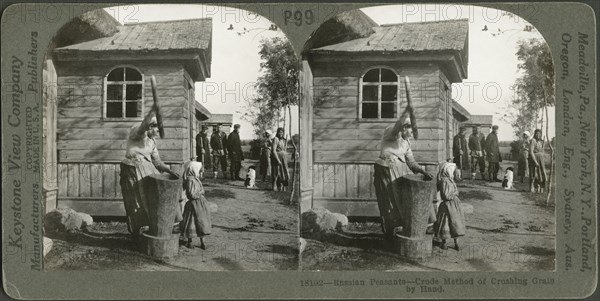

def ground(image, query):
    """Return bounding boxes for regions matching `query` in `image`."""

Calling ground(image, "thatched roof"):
[52,9,120,48]
[303,9,377,53]
[55,18,211,52]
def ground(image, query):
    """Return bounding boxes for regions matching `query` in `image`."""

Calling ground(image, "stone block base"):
[140,232,179,259]
[393,234,433,261]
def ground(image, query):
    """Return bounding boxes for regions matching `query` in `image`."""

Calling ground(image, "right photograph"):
[299,4,555,271]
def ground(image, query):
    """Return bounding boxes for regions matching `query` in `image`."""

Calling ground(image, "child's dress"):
[433,176,466,240]
[180,177,212,239]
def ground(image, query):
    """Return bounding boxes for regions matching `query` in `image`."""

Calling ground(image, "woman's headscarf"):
[183,161,203,181]
[265,130,273,138]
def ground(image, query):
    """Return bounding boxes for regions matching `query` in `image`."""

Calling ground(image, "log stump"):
[140,173,181,258]
[392,173,436,261]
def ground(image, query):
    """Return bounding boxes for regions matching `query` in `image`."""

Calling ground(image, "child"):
[245,166,256,188]
[180,162,212,249]
[502,167,514,189]
[433,162,466,250]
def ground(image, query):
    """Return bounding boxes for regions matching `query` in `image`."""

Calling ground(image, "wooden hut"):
[45,15,213,216]
[300,11,470,216]
[461,114,493,137]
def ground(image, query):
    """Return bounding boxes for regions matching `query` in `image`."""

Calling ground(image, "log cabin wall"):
[439,71,453,161]
[43,56,59,213]
[310,59,446,216]
[55,60,189,215]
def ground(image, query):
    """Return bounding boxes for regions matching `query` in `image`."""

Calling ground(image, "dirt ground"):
[301,161,556,271]
[45,160,300,271]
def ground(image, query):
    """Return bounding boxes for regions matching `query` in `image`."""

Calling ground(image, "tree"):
[242,36,299,203]
[511,37,555,205]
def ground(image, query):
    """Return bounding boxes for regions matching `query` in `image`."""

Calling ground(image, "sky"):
[104,4,297,140]
[104,4,555,141]
[361,4,555,140]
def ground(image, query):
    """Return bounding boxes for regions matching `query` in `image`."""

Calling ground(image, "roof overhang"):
[451,100,470,122]
[54,49,211,81]
[194,101,211,121]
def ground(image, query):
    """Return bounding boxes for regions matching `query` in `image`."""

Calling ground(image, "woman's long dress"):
[259,138,272,179]
[120,126,167,236]
[179,178,212,239]
[271,137,289,190]
[433,178,466,239]
[517,139,529,179]
[528,139,547,188]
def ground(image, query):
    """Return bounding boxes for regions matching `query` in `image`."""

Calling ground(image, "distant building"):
[461,115,494,137]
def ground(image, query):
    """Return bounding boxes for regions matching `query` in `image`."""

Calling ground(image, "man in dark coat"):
[210,125,228,178]
[468,126,484,179]
[452,127,469,179]
[195,125,211,175]
[485,125,502,182]
[227,124,244,181]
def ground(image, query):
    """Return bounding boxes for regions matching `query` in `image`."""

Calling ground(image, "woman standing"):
[373,118,434,238]
[180,161,212,249]
[271,127,289,191]
[528,129,547,193]
[517,131,531,183]
[120,106,178,238]
[433,162,466,250]
[259,130,273,182]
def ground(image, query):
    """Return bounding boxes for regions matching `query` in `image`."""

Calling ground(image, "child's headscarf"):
[183,161,203,181]
[437,162,458,195]
[437,162,457,182]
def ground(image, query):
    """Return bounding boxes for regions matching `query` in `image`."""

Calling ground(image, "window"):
[359,67,400,119]
[104,67,143,119]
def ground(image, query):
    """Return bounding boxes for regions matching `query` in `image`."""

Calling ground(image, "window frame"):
[358,66,401,121]
[103,65,145,121]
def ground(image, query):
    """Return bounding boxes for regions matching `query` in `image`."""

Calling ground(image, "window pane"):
[106,102,122,118]
[363,69,379,82]
[126,84,142,100]
[381,103,397,118]
[107,84,123,100]
[362,86,378,102]
[381,68,397,82]
[125,68,142,81]
[125,102,141,118]
[107,68,124,81]
[362,103,378,118]
[381,85,397,102]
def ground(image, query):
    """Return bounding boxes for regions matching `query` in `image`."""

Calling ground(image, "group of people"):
[453,124,547,193]
[516,129,548,193]
[452,125,503,182]
[373,118,466,251]
[195,124,244,181]
[119,107,212,248]
[195,125,291,192]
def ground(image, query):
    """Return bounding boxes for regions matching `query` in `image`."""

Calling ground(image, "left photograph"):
[42,4,300,271]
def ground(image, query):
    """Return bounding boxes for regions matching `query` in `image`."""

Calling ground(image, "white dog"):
[502,167,514,189]
[245,166,256,188]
